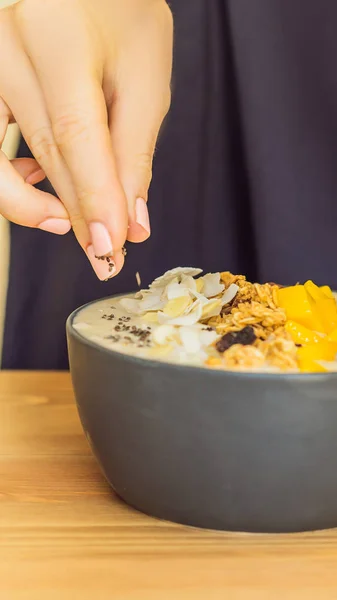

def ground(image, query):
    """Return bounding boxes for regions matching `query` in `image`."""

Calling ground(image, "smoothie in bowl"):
[73,267,337,373]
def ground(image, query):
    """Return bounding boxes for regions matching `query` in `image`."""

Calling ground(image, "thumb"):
[11,157,46,185]
[0,152,71,234]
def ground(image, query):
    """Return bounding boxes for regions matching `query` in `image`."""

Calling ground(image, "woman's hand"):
[0,0,173,280]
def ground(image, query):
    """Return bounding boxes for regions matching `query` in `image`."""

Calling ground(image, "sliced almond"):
[118,298,143,314]
[158,300,203,326]
[221,283,239,306]
[166,280,190,300]
[162,296,191,318]
[119,295,165,315]
[202,273,224,298]
[152,324,175,345]
[201,299,222,319]
[178,327,202,354]
[139,295,165,312]
[200,329,219,346]
[150,267,202,289]
[180,275,198,291]
[196,278,204,293]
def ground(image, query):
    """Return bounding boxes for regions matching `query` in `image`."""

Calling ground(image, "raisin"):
[220,295,244,317]
[221,304,234,317]
[216,326,256,353]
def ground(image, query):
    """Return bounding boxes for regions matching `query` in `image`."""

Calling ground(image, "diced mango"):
[321,285,334,299]
[304,280,337,333]
[304,280,324,302]
[298,358,328,373]
[277,285,325,332]
[297,340,337,363]
[298,339,337,372]
[328,329,337,343]
[320,299,337,334]
[285,321,321,345]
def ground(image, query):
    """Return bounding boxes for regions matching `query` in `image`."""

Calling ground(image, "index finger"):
[17,0,128,257]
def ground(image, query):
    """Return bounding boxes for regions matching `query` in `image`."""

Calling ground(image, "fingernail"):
[38,218,71,235]
[89,222,113,258]
[135,198,151,234]
[86,245,116,281]
[25,169,45,185]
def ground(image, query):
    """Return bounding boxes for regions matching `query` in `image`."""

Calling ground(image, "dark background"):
[3,0,337,369]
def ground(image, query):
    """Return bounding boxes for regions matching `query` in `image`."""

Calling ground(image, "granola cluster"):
[206,272,298,371]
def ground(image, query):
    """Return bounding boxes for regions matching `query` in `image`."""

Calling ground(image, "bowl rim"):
[66,295,337,382]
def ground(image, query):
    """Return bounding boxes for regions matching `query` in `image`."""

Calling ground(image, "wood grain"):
[1,371,337,599]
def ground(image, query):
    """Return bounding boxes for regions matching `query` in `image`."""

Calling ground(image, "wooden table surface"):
[1,372,337,600]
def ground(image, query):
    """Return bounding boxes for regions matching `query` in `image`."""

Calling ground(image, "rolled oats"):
[207,274,297,371]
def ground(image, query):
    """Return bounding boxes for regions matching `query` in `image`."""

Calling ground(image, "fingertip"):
[86,246,125,281]
[126,198,151,243]
[127,223,151,244]
[25,169,46,186]
[38,218,71,235]
[135,198,151,233]
[111,249,125,278]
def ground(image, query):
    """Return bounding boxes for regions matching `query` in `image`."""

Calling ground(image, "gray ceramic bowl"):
[67,296,337,533]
